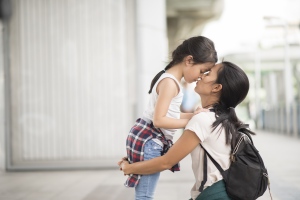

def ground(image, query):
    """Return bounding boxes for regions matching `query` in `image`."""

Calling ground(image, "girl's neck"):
[165,64,184,82]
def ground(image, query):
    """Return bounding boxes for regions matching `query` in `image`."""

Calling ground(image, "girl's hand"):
[120,160,130,175]
[193,107,209,115]
[118,157,129,175]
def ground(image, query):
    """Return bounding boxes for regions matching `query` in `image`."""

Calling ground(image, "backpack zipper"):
[231,135,246,162]
[263,173,273,200]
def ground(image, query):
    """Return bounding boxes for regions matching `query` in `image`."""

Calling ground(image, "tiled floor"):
[0,130,300,200]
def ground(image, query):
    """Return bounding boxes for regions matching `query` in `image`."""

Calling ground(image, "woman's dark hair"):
[211,61,255,148]
[148,36,217,94]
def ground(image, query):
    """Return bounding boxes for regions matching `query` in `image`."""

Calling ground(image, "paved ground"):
[0,130,300,200]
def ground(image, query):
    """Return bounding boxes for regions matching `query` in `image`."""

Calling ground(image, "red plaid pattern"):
[125,118,180,187]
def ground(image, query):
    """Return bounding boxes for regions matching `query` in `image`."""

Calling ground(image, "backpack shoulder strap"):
[200,144,224,173]
[198,144,225,192]
[198,149,207,192]
[198,109,226,191]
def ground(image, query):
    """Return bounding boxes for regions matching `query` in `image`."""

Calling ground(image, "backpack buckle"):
[230,154,236,162]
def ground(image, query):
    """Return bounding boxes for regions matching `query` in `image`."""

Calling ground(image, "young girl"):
[125,36,217,200]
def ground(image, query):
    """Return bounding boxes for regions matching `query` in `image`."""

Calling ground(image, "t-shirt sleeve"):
[185,113,212,142]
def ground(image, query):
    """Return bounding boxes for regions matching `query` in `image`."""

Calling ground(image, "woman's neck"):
[201,97,219,109]
[202,103,215,109]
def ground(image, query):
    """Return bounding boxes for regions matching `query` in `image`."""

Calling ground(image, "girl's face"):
[183,61,214,83]
[194,63,222,95]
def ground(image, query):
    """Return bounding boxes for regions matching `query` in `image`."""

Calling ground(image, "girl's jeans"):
[135,139,163,200]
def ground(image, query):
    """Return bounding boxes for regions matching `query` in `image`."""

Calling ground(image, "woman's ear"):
[212,84,222,93]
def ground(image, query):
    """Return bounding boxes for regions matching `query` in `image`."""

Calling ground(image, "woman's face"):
[194,63,222,95]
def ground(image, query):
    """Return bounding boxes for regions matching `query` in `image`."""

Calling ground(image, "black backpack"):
[199,132,272,200]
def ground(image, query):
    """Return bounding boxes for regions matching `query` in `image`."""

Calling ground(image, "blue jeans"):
[135,139,163,200]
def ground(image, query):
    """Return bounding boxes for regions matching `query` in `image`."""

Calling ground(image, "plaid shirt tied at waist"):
[125,118,180,187]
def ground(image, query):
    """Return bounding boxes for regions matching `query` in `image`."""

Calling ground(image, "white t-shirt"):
[185,112,231,200]
[143,73,183,142]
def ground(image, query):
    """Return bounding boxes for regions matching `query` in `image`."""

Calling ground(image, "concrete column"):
[283,21,293,135]
[0,21,5,171]
[293,102,298,137]
[268,73,278,107]
[254,47,262,129]
[136,0,168,116]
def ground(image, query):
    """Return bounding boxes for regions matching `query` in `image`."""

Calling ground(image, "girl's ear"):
[184,55,194,65]
[212,84,222,93]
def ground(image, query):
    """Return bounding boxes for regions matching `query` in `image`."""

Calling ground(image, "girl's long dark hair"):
[148,36,217,94]
[211,61,255,148]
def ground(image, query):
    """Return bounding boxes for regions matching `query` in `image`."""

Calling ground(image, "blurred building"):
[203,0,300,137]
[0,0,169,171]
[0,0,299,171]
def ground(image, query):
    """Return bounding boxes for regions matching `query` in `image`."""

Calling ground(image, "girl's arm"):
[153,78,190,129]
[180,112,194,119]
[119,130,200,175]
[181,107,209,119]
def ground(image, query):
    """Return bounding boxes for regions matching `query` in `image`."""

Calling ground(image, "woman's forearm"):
[124,155,172,175]
[122,130,201,175]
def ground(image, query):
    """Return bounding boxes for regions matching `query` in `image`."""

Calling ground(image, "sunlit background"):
[0,0,299,174]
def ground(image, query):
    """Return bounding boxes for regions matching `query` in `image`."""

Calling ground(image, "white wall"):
[2,0,168,170]
[6,0,131,169]
[136,0,168,116]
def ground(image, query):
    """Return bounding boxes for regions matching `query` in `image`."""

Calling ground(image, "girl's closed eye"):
[200,69,210,75]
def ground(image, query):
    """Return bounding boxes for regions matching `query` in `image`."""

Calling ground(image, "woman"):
[118,61,254,200]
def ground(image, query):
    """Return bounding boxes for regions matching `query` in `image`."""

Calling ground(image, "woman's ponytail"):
[212,105,253,148]
[227,107,241,148]
[211,61,255,148]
